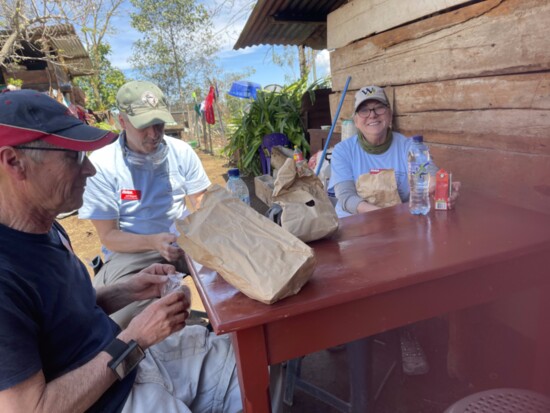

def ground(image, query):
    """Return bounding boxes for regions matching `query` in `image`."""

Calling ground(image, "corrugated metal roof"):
[1,24,93,77]
[33,25,94,76]
[234,0,348,50]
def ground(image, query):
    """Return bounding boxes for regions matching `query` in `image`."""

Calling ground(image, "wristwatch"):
[105,338,145,381]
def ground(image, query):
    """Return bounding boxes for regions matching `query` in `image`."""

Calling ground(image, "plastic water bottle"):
[341,119,357,141]
[408,135,431,215]
[226,168,250,205]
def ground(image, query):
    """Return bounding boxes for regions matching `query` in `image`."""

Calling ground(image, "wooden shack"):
[235,0,550,398]
[0,24,93,103]
[327,0,549,214]
[327,0,550,392]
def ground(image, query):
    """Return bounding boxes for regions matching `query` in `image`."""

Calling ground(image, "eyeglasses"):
[356,105,388,118]
[15,146,86,165]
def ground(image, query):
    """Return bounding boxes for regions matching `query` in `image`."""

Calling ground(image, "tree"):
[73,0,125,109]
[75,42,125,111]
[0,0,80,68]
[129,0,219,106]
[267,44,322,85]
[1,0,124,111]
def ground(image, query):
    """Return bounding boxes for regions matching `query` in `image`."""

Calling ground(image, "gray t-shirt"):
[79,134,210,258]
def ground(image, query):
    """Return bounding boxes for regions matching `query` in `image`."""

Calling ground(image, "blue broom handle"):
[315,76,352,176]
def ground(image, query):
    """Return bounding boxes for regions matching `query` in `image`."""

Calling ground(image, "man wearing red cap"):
[0,90,240,413]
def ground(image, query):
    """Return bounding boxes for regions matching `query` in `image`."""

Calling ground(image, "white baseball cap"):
[354,86,389,112]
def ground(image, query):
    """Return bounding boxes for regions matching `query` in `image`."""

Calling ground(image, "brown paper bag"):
[356,169,402,208]
[176,185,316,304]
[272,158,339,242]
[270,145,293,171]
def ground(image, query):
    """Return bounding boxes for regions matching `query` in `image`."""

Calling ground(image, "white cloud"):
[315,50,331,77]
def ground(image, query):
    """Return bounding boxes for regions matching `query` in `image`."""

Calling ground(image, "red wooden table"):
[185,193,550,412]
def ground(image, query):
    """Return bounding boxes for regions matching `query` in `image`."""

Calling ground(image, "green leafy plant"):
[224,76,330,176]
[94,121,119,132]
[6,77,23,87]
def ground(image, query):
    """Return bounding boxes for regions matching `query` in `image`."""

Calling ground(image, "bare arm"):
[0,288,190,413]
[92,219,183,262]
[0,352,115,413]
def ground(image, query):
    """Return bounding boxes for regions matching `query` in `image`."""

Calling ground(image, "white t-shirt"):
[79,134,210,257]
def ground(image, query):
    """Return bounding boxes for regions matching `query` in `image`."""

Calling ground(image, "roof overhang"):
[1,24,94,77]
[234,0,348,50]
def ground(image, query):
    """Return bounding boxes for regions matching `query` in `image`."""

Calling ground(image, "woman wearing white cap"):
[329,85,461,376]
[329,85,460,218]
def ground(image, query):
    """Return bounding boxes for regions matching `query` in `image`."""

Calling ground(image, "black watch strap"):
[105,338,128,360]
[105,338,145,381]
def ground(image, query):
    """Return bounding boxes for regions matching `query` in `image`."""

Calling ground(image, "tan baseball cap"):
[354,86,389,112]
[116,81,175,129]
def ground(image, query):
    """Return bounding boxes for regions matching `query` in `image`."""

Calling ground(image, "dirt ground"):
[60,149,230,277]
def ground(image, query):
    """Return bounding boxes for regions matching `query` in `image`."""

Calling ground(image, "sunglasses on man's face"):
[15,146,87,165]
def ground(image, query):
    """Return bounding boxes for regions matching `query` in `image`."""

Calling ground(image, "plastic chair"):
[444,388,550,412]
[259,133,290,175]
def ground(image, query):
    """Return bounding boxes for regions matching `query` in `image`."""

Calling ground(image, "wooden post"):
[207,123,213,154]
[214,100,225,140]
[201,113,208,150]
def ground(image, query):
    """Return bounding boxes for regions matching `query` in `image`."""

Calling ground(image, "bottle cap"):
[228,168,240,178]
[411,135,423,142]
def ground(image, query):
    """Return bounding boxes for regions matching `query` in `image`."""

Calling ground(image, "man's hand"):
[91,220,185,260]
[120,288,191,349]
[123,263,177,301]
[152,232,185,263]
[96,263,180,315]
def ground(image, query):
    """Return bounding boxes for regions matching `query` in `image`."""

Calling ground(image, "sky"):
[104,0,331,91]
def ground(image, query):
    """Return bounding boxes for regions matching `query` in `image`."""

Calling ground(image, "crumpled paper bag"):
[356,169,402,208]
[176,184,316,304]
[272,158,339,242]
[270,145,294,171]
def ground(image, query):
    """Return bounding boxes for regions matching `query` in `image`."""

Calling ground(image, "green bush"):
[224,77,329,176]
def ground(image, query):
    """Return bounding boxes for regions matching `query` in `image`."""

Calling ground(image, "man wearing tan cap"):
[79,81,211,328]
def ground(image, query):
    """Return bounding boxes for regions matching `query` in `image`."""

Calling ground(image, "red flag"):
[205,85,216,125]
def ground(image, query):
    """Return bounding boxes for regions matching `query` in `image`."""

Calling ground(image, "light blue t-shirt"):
[79,134,210,257]
[329,132,413,218]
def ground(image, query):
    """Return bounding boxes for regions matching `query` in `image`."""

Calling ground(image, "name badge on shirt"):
[120,189,141,201]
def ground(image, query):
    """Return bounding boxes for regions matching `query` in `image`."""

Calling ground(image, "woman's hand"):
[429,179,461,210]
[448,181,461,209]
[357,200,381,213]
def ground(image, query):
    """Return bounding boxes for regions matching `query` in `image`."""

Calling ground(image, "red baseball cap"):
[0,90,117,151]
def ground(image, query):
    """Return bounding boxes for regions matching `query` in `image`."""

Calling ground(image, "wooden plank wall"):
[327,0,471,50]
[327,0,550,213]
